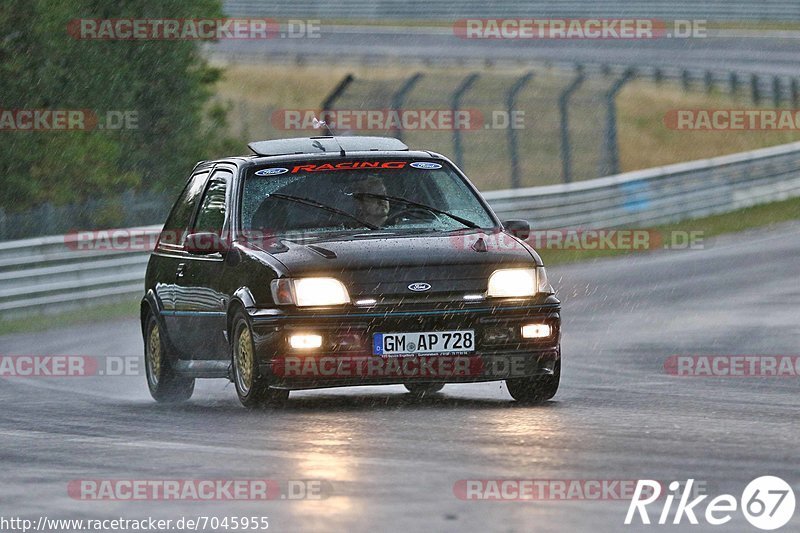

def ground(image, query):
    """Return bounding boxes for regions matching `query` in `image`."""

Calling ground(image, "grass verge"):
[0,298,140,336]
[540,195,800,265]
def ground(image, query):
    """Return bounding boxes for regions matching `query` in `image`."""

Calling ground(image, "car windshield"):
[240,159,496,240]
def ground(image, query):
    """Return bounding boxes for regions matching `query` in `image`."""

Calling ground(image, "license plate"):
[373,330,475,356]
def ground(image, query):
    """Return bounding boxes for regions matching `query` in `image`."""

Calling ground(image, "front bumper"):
[247,297,561,390]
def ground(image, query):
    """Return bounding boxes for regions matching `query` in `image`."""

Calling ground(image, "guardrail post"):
[773,76,782,107]
[559,67,585,184]
[451,73,480,168]
[0,208,5,241]
[390,73,423,141]
[321,73,354,115]
[506,71,535,189]
[751,74,761,105]
[600,69,634,177]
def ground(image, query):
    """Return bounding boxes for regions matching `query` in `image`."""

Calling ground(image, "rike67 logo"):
[626,477,796,530]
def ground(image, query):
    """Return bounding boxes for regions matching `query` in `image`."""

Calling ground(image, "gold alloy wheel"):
[235,326,254,394]
[147,323,162,384]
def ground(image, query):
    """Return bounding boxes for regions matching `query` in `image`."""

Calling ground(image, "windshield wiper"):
[266,193,379,230]
[350,193,481,229]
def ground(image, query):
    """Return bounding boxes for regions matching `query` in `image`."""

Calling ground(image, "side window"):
[159,170,209,246]
[193,171,231,236]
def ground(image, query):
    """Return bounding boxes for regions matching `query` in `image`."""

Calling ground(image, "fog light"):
[521,324,551,339]
[289,334,323,349]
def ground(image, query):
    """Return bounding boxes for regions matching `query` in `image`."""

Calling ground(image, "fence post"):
[773,76,782,107]
[681,69,691,91]
[751,74,761,105]
[390,73,424,141]
[451,73,480,168]
[43,203,55,237]
[320,74,355,115]
[559,67,585,184]
[239,100,249,140]
[653,68,663,85]
[729,72,739,96]
[600,68,635,177]
[506,71,535,189]
[704,71,714,93]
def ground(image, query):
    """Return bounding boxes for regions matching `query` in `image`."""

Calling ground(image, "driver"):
[351,175,390,227]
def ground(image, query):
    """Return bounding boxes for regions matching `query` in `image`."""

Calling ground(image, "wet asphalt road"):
[0,222,798,532]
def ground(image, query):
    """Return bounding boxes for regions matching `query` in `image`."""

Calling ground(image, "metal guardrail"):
[2,141,800,319]
[223,1,800,21]
[483,140,800,228]
[0,227,159,316]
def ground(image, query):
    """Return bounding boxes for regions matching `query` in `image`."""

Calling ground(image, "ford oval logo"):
[410,161,442,170]
[255,167,289,176]
[408,282,431,292]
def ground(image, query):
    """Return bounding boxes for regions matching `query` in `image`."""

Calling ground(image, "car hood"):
[246,229,541,299]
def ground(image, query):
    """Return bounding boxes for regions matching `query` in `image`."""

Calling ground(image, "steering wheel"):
[386,207,440,225]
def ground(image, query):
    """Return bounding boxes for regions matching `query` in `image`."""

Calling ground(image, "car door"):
[170,167,233,360]
[152,168,210,347]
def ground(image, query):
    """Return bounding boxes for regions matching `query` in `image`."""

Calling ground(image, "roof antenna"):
[313,116,346,157]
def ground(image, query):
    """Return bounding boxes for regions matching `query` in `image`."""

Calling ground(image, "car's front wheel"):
[505,359,560,404]
[144,313,194,403]
[231,311,289,408]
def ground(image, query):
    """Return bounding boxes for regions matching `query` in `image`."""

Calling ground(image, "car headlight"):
[271,277,350,306]
[487,267,551,298]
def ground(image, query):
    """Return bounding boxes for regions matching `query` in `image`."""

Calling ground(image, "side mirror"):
[503,219,531,241]
[184,232,228,255]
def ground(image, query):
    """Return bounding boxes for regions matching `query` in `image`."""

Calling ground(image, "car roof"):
[248,136,409,157]
[194,136,447,171]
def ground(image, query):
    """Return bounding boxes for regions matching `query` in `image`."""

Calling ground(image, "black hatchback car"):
[141,136,561,407]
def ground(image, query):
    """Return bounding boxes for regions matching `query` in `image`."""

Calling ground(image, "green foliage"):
[0,0,231,212]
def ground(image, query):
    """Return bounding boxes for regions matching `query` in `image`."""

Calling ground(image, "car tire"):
[231,311,289,408]
[505,359,560,404]
[404,383,445,397]
[144,312,195,403]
